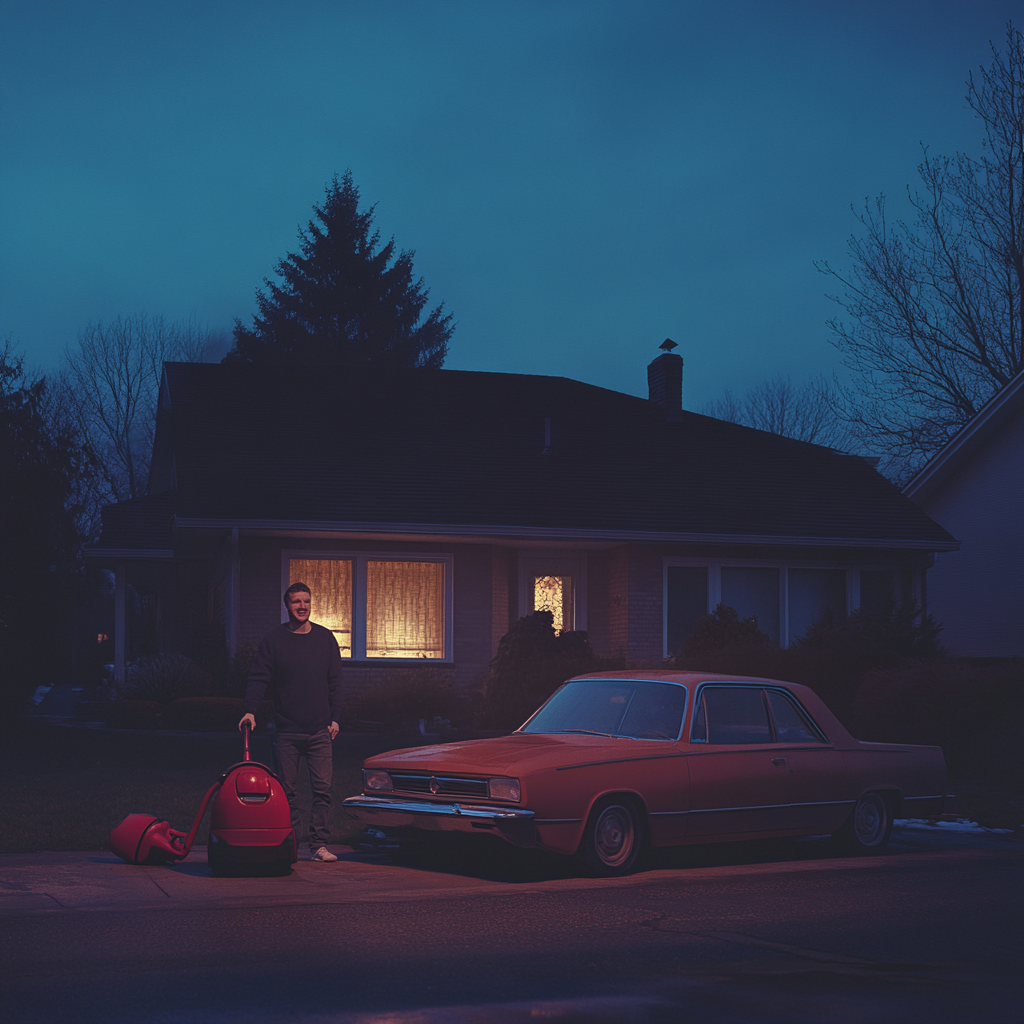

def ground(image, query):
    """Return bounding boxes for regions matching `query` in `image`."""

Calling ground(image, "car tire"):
[579,798,644,877]
[833,792,893,855]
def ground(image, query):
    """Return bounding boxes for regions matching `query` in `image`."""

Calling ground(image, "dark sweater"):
[244,622,343,735]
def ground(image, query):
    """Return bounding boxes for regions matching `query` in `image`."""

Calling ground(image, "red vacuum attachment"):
[110,722,296,876]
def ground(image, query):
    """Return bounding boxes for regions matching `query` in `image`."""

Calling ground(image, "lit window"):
[366,560,446,659]
[289,558,353,657]
[533,574,573,633]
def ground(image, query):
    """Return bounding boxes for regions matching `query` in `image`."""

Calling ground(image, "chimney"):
[647,338,683,414]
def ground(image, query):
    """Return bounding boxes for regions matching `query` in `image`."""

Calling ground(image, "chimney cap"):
[659,338,678,353]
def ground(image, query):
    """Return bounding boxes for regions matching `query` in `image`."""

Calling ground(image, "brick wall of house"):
[607,546,630,661]
[490,547,513,656]
[626,546,665,665]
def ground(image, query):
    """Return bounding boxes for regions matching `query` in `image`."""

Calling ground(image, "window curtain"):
[366,561,445,658]
[289,559,352,657]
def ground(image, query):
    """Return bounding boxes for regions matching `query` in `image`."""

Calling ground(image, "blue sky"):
[1,0,1018,409]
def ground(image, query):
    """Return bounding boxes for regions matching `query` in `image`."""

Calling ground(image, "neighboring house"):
[904,371,1024,658]
[88,349,957,692]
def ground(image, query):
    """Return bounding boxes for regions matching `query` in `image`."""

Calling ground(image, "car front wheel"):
[833,792,893,855]
[580,798,644,876]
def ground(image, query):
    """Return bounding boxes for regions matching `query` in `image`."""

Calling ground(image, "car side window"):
[699,687,772,744]
[765,690,825,743]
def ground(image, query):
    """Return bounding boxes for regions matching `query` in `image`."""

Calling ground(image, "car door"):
[762,687,852,834]
[684,684,792,839]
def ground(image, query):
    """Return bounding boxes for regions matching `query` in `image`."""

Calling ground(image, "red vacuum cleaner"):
[110,722,296,876]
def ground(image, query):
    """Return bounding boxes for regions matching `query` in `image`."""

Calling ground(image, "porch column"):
[114,561,126,685]
[226,528,240,659]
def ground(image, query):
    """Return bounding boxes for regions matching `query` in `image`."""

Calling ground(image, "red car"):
[343,672,946,875]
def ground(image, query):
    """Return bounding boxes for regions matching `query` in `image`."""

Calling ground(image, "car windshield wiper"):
[561,729,614,738]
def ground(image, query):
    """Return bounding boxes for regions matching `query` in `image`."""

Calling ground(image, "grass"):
[1,717,1019,855]
[0,719,406,854]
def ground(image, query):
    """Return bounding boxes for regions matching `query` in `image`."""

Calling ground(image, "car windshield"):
[521,680,687,740]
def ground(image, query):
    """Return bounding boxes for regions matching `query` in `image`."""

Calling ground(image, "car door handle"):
[771,757,788,766]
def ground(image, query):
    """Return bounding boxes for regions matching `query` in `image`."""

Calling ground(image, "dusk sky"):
[1,0,1018,410]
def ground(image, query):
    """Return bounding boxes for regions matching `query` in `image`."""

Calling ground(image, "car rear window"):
[692,686,772,744]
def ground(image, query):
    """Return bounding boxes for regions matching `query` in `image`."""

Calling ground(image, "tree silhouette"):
[818,24,1024,480]
[227,172,454,368]
[0,340,93,708]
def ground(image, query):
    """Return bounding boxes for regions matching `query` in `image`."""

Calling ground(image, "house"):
[904,371,1024,658]
[88,348,957,693]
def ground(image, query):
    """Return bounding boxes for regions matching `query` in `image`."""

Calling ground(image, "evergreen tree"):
[0,341,93,709]
[226,172,454,367]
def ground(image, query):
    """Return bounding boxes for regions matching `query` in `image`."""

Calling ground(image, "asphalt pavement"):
[1,823,1021,1023]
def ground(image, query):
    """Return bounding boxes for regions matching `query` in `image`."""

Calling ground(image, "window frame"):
[281,550,454,663]
[663,557,857,654]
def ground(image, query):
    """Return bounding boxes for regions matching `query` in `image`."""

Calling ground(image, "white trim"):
[172,516,957,551]
[281,549,455,663]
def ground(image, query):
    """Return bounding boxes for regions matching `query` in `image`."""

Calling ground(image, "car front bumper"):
[342,794,537,848]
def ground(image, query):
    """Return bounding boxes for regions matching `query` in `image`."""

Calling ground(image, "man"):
[239,582,343,863]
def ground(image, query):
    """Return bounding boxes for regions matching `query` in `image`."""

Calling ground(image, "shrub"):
[165,696,277,731]
[481,611,607,730]
[681,604,772,659]
[121,653,212,704]
[104,700,165,730]
[344,667,459,732]
[847,660,1024,787]
[226,641,260,699]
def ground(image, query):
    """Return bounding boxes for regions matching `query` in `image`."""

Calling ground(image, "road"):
[1,825,1021,1023]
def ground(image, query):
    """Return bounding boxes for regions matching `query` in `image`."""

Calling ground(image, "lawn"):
[0,719,406,854]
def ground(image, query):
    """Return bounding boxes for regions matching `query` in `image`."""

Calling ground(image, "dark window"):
[702,686,772,744]
[860,570,893,615]
[765,690,823,743]
[666,566,708,656]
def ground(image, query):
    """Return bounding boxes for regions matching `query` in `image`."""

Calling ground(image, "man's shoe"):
[312,846,338,863]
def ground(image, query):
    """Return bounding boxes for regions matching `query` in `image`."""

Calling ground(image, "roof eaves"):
[172,516,960,551]
[905,370,1024,502]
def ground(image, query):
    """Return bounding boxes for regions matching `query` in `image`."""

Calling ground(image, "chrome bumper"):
[342,794,536,848]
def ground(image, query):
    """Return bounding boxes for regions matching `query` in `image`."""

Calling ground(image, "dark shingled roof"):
[95,362,955,551]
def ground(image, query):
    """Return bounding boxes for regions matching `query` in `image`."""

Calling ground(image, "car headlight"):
[488,777,521,802]
[363,769,393,792]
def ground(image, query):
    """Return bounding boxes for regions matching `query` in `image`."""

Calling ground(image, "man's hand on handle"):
[238,713,256,731]
[329,721,339,740]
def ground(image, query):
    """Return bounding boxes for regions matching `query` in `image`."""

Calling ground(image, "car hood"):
[364,732,635,776]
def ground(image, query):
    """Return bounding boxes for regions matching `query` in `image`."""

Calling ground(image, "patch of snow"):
[894,817,1015,835]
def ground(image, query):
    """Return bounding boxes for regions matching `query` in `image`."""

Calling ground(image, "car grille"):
[389,773,489,799]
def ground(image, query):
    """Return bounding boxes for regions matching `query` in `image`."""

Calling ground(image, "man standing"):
[239,582,343,863]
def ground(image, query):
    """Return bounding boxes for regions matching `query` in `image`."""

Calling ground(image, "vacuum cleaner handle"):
[243,719,251,761]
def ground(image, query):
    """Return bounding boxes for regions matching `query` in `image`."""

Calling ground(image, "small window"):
[532,574,573,633]
[789,568,847,642]
[701,686,772,745]
[765,690,824,744]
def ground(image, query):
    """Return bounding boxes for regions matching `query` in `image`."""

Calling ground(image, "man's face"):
[286,590,311,623]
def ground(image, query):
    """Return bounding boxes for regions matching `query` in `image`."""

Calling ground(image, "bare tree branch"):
[817,24,1024,479]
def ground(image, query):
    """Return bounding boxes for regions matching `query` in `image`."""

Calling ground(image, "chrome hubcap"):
[595,805,634,867]
[854,796,886,845]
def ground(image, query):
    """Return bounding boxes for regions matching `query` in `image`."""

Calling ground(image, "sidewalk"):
[2,824,1019,918]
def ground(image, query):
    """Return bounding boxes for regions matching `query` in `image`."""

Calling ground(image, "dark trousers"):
[272,729,333,850]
